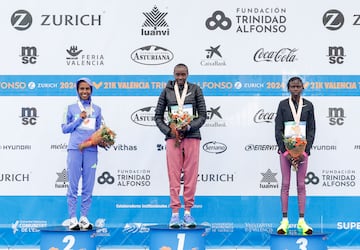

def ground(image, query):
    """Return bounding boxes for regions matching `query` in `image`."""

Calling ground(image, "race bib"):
[284,121,306,138]
[170,104,194,115]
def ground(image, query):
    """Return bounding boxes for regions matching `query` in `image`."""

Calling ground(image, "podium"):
[270,233,328,250]
[149,225,207,250]
[40,226,97,250]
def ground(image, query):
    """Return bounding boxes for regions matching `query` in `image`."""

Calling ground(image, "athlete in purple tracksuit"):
[61,78,102,230]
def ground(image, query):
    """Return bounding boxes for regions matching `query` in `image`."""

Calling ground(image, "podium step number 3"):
[270,233,328,250]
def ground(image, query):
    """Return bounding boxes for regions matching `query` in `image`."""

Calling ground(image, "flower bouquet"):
[169,110,193,147]
[79,126,116,151]
[283,136,307,171]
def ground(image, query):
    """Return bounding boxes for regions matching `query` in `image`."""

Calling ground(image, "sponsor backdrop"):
[0,0,359,248]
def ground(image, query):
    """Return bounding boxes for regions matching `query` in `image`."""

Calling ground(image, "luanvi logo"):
[11,10,32,31]
[323,9,344,31]
[260,169,278,189]
[141,6,169,36]
[55,169,69,188]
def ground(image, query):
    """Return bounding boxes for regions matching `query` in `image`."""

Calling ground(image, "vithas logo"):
[327,107,345,125]
[20,107,38,125]
[20,46,38,64]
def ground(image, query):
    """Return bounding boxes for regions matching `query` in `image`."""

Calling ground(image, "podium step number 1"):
[149,225,207,250]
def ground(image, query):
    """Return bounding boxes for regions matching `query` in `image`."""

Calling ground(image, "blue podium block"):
[40,226,96,250]
[270,233,328,250]
[149,225,207,250]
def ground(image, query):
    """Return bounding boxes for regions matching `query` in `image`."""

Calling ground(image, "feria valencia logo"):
[203,141,227,154]
[131,45,173,65]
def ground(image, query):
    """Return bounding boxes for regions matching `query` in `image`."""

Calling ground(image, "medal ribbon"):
[288,97,303,125]
[174,81,188,112]
[77,99,93,117]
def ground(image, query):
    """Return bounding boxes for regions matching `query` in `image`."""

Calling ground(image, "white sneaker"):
[79,216,93,230]
[69,217,80,230]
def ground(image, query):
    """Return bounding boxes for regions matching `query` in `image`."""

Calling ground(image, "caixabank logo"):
[200,45,226,66]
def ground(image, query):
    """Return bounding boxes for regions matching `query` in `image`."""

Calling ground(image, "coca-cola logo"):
[253,48,298,62]
[253,109,276,123]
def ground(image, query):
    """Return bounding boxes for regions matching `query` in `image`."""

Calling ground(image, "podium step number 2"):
[40,226,96,250]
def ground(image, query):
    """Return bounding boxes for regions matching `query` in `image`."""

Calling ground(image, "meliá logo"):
[203,141,227,154]
[131,106,156,126]
[131,45,173,65]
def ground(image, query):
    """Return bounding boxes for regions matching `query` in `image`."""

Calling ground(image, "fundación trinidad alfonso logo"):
[206,10,232,30]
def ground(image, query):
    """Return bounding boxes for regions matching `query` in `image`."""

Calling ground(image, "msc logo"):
[20,46,38,64]
[20,107,38,125]
[327,107,345,125]
[327,46,345,64]
[11,10,32,31]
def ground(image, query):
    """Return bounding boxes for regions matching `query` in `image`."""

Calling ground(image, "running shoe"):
[69,217,80,230]
[79,216,93,230]
[169,214,181,228]
[183,214,196,228]
[277,218,289,235]
[297,218,313,235]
